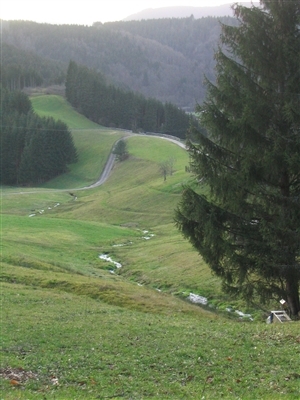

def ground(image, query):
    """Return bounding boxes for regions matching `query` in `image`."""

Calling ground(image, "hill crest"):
[123,3,259,21]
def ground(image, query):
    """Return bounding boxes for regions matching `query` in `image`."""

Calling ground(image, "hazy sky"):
[1,0,251,25]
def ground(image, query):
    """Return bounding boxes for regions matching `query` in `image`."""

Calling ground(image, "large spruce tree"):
[175,1,300,316]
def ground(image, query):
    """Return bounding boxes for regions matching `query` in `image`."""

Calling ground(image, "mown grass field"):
[1,95,299,399]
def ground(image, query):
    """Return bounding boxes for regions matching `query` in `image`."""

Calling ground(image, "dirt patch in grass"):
[0,367,38,384]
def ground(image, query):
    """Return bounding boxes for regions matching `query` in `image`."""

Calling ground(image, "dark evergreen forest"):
[0,17,236,108]
[0,42,66,91]
[0,87,77,185]
[65,61,192,136]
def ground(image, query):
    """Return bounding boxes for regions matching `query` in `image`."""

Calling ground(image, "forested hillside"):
[1,16,236,109]
[66,61,192,136]
[0,42,66,90]
[0,87,77,185]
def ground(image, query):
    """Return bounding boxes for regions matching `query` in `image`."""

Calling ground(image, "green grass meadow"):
[1,95,299,399]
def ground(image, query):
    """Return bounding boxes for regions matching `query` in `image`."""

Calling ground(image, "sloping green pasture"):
[1,280,299,400]
[1,95,299,399]
[30,95,100,130]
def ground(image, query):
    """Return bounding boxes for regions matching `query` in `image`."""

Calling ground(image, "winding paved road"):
[2,133,186,195]
[84,134,186,190]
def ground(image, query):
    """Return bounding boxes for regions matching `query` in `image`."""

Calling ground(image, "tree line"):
[0,86,77,185]
[65,61,192,138]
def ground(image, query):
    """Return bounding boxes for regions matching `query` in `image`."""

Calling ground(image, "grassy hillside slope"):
[1,95,299,399]
[30,95,100,130]
[30,95,126,189]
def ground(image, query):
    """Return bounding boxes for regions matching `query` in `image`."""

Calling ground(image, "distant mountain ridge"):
[2,7,256,110]
[123,2,259,21]
[2,17,236,109]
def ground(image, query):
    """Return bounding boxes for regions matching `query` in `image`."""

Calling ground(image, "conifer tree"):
[65,61,79,107]
[175,1,300,316]
[163,102,190,138]
[113,139,128,161]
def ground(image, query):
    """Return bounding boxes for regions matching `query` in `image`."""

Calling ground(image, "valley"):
[1,94,299,399]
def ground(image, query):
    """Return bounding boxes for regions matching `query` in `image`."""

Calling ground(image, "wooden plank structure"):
[270,310,292,323]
